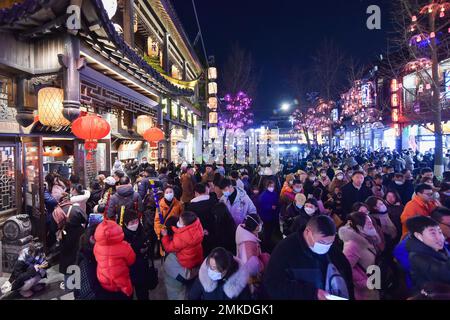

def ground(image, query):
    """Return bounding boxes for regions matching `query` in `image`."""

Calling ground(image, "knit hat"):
[104,176,116,186]
[295,193,307,206]
[335,170,344,176]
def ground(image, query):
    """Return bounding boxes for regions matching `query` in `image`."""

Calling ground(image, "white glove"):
[1,281,12,294]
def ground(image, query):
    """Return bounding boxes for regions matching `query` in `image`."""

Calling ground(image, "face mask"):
[309,177,316,181]
[207,267,222,281]
[127,223,139,232]
[304,207,316,216]
[309,242,332,255]
[444,192,450,197]
[294,187,302,193]
[177,220,184,228]
[296,203,304,210]
[321,173,327,178]
[142,161,147,164]
[336,175,344,180]
[289,181,293,186]
[267,187,275,193]
[378,204,387,213]
[433,192,440,200]
[165,193,174,201]
[395,181,404,185]
[223,191,232,197]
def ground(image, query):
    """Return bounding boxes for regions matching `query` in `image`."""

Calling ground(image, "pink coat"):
[235,225,269,276]
[338,224,381,300]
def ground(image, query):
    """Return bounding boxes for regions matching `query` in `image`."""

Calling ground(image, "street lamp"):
[281,103,291,111]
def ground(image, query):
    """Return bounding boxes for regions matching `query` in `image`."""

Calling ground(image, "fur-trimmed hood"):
[236,224,260,246]
[190,194,210,203]
[338,223,379,250]
[198,256,252,299]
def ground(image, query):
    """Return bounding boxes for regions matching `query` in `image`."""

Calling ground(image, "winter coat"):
[406,236,450,293]
[393,236,413,290]
[158,173,169,189]
[86,188,103,215]
[161,218,204,269]
[207,205,237,256]
[387,180,414,206]
[220,187,257,226]
[235,225,264,276]
[59,203,87,274]
[71,190,91,214]
[400,196,438,238]
[188,256,253,300]
[404,155,415,171]
[201,171,215,184]
[328,178,348,193]
[258,190,280,223]
[388,203,404,243]
[341,183,373,218]
[137,177,162,201]
[125,165,139,184]
[154,198,183,239]
[52,184,66,202]
[94,220,136,296]
[370,212,398,242]
[181,173,195,203]
[262,227,354,300]
[280,202,302,235]
[44,190,58,222]
[107,185,143,221]
[74,243,109,300]
[288,209,318,236]
[184,195,216,255]
[123,223,151,289]
[338,224,381,300]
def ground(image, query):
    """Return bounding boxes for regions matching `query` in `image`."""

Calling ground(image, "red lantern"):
[143,127,164,144]
[72,114,110,160]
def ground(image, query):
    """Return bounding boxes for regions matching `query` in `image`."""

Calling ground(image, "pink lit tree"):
[218,91,254,130]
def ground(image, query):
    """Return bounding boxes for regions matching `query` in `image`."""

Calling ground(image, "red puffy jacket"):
[161,218,204,269]
[94,220,136,296]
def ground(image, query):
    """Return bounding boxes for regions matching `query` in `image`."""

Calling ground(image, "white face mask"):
[378,204,387,213]
[267,187,275,193]
[304,207,316,216]
[176,220,184,228]
[127,223,139,232]
[165,193,174,201]
[207,267,222,281]
[395,180,404,185]
[336,175,344,180]
[310,242,332,255]
[294,187,302,193]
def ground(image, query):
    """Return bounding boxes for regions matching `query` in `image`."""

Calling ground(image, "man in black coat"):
[262,215,354,300]
[405,216,450,293]
[341,171,373,219]
[185,183,217,256]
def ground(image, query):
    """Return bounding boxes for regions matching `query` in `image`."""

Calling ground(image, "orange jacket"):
[400,195,438,238]
[154,198,183,239]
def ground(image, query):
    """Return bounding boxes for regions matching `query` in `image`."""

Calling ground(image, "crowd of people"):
[2,148,450,301]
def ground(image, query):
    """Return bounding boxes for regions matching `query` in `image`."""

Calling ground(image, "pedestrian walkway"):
[0,259,167,300]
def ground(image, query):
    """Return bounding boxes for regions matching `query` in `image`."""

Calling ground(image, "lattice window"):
[0,146,16,214]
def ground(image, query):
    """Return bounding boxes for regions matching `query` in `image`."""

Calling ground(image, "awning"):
[112,132,144,140]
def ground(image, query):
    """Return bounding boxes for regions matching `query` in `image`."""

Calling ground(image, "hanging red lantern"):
[72,114,110,160]
[143,127,164,145]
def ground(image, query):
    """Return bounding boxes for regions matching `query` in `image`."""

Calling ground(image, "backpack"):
[113,193,139,224]
[52,202,73,229]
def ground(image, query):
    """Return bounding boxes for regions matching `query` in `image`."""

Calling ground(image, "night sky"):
[172,0,395,124]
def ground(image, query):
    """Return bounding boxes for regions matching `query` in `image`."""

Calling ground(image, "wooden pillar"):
[123,0,135,47]
[163,32,170,74]
[58,35,85,122]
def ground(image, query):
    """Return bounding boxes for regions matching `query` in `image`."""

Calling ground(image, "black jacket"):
[86,188,103,215]
[406,236,450,293]
[387,181,414,206]
[341,182,373,217]
[123,224,151,289]
[262,228,354,300]
[59,203,87,274]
